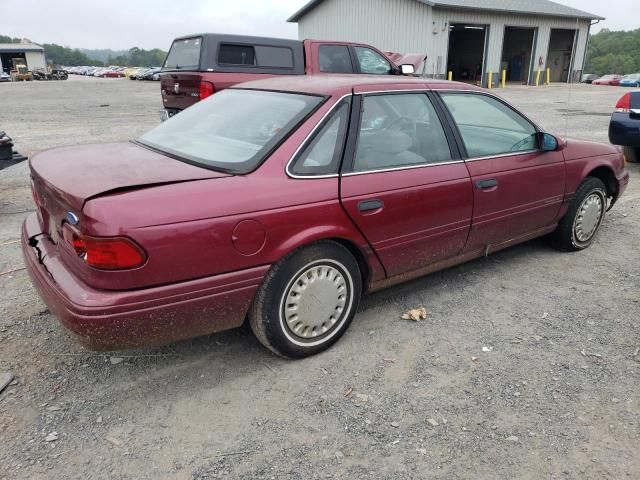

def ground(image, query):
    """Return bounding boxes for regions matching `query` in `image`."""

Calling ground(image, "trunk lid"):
[161,72,203,111]
[30,142,229,241]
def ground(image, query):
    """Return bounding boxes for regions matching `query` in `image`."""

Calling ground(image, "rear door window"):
[318,45,354,73]
[353,94,452,172]
[163,37,202,70]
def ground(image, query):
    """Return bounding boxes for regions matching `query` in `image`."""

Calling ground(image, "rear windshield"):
[137,89,324,173]
[163,37,202,70]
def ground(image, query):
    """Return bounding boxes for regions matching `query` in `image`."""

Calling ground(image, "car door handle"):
[475,179,498,190]
[357,199,384,212]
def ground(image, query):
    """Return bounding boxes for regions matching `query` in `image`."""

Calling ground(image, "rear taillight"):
[63,225,146,270]
[199,81,214,100]
[615,93,631,113]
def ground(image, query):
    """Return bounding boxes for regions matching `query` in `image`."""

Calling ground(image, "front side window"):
[319,45,354,73]
[138,89,323,173]
[354,47,392,75]
[441,93,538,157]
[290,100,350,176]
[353,94,452,172]
[163,37,202,70]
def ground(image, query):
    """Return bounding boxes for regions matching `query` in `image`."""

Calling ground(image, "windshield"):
[623,74,640,79]
[138,89,324,173]
[163,37,202,70]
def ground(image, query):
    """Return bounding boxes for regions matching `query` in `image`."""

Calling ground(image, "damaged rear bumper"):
[21,213,267,350]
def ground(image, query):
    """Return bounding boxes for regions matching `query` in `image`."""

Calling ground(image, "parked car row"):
[583,73,640,86]
[128,67,162,81]
[65,65,161,80]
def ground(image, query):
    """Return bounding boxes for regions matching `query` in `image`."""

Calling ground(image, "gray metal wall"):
[297,0,591,82]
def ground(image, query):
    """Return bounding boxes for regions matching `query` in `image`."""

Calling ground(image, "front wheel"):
[623,146,639,163]
[249,241,362,358]
[550,177,607,252]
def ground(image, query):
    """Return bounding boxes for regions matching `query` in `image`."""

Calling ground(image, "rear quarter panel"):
[80,96,384,291]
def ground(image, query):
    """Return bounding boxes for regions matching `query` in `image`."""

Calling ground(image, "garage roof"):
[287,0,604,22]
[0,43,44,52]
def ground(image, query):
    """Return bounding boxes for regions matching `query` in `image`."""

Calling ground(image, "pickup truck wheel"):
[550,177,607,252]
[623,146,639,163]
[249,241,361,358]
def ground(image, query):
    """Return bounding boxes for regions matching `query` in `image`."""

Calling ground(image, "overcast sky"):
[0,0,635,50]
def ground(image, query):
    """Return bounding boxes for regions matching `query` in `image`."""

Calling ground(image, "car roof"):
[234,74,483,97]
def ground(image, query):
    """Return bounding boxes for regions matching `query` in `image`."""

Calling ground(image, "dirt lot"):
[1,77,638,480]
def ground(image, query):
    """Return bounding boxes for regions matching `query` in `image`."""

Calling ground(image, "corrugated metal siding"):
[297,0,590,80]
[299,0,434,54]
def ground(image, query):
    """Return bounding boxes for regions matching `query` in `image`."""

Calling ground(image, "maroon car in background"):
[23,76,629,358]
[592,74,623,86]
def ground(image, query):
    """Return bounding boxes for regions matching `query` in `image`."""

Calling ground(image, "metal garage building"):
[0,42,46,74]
[288,0,604,86]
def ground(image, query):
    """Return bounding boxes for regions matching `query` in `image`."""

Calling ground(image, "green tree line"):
[584,28,640,75]
[0,35,166,67]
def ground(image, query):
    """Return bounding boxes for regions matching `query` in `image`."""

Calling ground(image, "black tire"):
[249,241,362,358]
[550,177,607,252]
[623,146,639,163]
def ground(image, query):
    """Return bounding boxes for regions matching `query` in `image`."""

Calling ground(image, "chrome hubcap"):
[574,193,603,243]
[282,264,348,340]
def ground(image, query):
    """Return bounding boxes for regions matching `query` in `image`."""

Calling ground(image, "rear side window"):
[290,100,351,176]
[319,45,354,73]
[163,37,202,70]
[218,44,294,69]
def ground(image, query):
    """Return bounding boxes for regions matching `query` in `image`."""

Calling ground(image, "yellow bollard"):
[501,69,506,88]
[546,67,550,85]
[488,70,492,89]
[448,71,452,81]
[535,69,541,87]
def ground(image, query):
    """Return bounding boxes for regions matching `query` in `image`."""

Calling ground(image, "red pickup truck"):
[160,33,416,119]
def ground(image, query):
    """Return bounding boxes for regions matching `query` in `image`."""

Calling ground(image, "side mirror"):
[540,132,558,151]
[400,64,415,75]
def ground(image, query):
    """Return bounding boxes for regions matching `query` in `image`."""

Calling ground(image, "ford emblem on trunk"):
[174,83,180,94]
[66,212,79,225]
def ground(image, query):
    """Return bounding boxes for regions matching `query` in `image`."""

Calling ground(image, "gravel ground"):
[0,76,638,480]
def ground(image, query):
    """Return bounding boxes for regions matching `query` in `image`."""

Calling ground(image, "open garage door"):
[0,51,25,74]
[447,23,487,84]
[501,27,536,85]
[547,29,577,83]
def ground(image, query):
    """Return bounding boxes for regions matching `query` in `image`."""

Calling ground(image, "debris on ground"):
[109,357,124,365]
[390,421,400,428]
[427,418,439,427]
[44,432,58,442]
[506,435,519,442]
[401,307,428,321]
[105,436,123,447]
[0,371,14,394]
[482,346,493,352]
[343,387,353,398]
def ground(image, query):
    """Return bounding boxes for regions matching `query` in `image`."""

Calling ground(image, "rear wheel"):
[550,177,607,252]
[623,146,639,163]
[249,241,362,358]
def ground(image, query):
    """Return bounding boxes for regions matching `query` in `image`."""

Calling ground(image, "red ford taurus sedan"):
[22,75,629,357]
